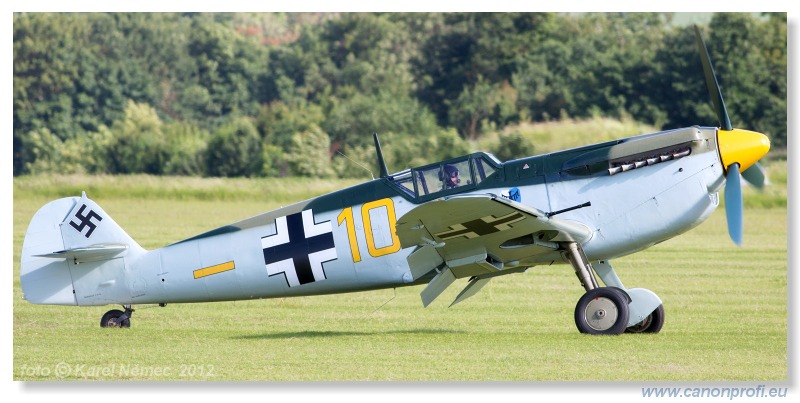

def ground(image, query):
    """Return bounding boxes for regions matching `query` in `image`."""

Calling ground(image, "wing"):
[396,194,592,307]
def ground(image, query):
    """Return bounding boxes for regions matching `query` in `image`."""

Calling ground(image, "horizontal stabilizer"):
[35,243,128,263]
[450,277,491,307]
[421,268,456,307]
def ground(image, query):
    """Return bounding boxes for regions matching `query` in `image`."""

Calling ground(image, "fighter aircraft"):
[19,27,771,334]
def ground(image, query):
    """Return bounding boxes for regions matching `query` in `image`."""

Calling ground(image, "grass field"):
[12,175,788,382]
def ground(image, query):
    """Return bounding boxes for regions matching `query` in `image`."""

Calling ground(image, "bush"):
[285,125,334,178]
[488,131,536,162]
[19,128,63,175]
[205,116,263,177]
[105,101,169,174]
[162,122,209,176]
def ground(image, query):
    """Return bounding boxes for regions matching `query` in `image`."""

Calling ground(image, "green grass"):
[12,174,787,381]
[12,174,364,204]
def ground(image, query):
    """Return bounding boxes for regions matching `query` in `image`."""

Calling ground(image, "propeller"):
[695,26,732,132]
[723,162,743,245]
[742,163,768,189]
[694,26,770,245]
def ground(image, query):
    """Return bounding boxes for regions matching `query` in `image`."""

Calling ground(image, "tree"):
[182,16,268,125]
[446,77,518,140]
[322,91,441,152]
[12,12,786,179]
[487,131,536,162]
[708,13,786,149]
[413,13,555,134]
[162,122,210,176]
[285,125,334,177]
[105,101,169,175]
[205,116,263,177]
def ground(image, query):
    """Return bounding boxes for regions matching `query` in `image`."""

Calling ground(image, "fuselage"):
[104,125,724,306]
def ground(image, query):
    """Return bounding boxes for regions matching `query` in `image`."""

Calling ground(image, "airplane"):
[19,27,771,335]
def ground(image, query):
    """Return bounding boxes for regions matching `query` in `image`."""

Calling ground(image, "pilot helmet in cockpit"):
[441,164,461,189]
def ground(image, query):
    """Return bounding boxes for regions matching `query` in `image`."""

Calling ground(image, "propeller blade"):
[742,162,768,190]
[694,26,733,131]
[724,163,744,246]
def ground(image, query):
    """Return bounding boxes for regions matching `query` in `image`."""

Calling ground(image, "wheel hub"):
[584,297,619,331]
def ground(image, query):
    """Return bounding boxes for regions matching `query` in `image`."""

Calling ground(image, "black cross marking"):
[69,204,103,238]
[262,211,336,286]
[436,212,525,240]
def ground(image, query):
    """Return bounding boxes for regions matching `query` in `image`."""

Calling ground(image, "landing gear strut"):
[100,305,134,328]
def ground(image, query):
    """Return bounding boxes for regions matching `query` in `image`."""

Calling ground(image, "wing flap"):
[450,277,491,307]
[406,244,444,280]
[418,251,504,306]
[421,268,456,308]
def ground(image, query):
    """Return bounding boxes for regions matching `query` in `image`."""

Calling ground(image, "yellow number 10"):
[337,198,401,263]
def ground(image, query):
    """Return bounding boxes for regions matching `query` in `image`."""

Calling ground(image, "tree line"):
[13,12,787,178]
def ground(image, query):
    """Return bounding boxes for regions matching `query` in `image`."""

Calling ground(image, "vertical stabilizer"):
[20,193,146,305]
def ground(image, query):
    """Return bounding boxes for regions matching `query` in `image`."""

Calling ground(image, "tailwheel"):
[626,304,665,334]
[575,287,630,335]
[100,306,133,328]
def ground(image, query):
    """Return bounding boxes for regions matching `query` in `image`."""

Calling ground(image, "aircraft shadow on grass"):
[234,328,467,340]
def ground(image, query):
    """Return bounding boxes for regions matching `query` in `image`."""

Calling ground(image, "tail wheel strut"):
[100,305,133,328]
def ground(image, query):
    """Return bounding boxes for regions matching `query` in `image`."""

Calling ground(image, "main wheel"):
[575,287,630,335]
[626,304,665,333]
[100,309,131,328]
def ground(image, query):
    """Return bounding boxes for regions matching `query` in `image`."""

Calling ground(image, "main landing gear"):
[574,287,630,335]
[565,242,665,335]
[100,305,134,328]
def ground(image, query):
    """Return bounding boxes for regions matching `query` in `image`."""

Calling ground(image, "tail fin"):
[20,192,146,305]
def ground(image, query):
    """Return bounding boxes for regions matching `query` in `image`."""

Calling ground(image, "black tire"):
[574,287,630,335]
[626,304,665,334]
[100,309,131,328]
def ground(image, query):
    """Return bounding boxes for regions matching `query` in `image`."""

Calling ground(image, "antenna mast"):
[373,132,390,178]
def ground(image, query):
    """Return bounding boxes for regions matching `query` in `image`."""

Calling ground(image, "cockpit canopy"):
[389,152,501,201]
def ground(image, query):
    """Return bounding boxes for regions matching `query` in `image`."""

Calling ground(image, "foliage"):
[205,116,263,177]
[486,131,537,162]
[446,77,519,140]
[19,128,64,175]
[707,13,787,149]
[322,90,441,150]
[105,100,169,174]
[13,12,787,177]
[162,122,210,176]
[285,125,335,178]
